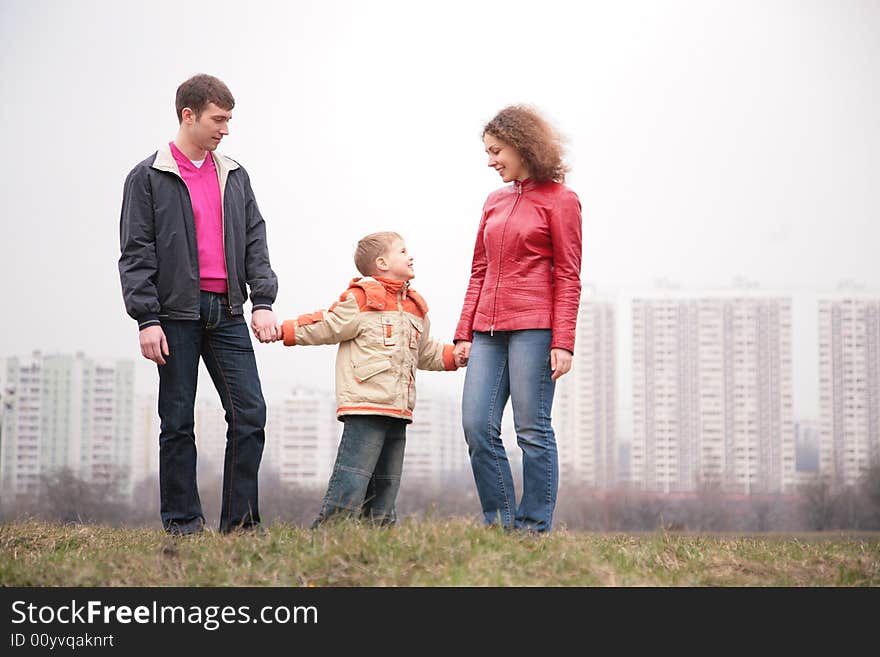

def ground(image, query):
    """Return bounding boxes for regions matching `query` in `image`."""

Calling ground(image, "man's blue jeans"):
[462,329,558,532]
[157,291,267,534]
[312,415,407,527]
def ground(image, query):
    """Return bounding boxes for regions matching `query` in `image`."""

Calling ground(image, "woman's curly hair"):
[483,105,569,184]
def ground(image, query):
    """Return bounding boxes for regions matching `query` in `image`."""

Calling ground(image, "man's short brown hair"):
[354,232,403,276]
[175,74,235,123]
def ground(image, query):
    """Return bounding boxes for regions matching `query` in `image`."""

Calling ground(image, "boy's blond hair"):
[354,231,403,276]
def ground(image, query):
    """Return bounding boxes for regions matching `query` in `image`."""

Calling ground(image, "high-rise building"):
[194,397,230,472]
[631,294,795,494]
[794,419,820,472]
[818,297,880,487]
[78,356,134,488]
[616,440,632,486]
[131,394,160,486]
[553,295,616,489]
[264,388,339,489]
[403,389,469,486]
[1,352,134,496]
[1,352,43,493]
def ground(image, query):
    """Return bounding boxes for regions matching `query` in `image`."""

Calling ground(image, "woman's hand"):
[453,341,472,368]
[550,348,572,381]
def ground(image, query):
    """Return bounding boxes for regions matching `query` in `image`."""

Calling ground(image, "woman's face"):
[483,132,530,183]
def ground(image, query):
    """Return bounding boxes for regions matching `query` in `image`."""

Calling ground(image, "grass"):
[1,518,878,586]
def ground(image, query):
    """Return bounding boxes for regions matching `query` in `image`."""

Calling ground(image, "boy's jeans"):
[312,415,407,527]
[462,329,558,532]
[157,290,267,535]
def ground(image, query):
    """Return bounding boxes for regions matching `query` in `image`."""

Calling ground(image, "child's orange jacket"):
[281,276,457,422]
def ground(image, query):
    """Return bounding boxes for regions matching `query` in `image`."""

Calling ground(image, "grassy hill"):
[1,518,878,586]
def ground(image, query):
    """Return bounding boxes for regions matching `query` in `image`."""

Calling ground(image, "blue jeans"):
[157,290,267,534]
[312,415,407,527]
[462,329,558,532]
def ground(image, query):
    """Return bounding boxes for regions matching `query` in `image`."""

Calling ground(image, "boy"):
[279,231,458,526]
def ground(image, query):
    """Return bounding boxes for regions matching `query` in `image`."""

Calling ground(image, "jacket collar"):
[514,178,539,193]
[349,276,428,315]
[151,143,240,179]
[373,276,406,295]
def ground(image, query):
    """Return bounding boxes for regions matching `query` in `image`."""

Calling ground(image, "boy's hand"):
[453,341,471,368]
[251,309,281,343]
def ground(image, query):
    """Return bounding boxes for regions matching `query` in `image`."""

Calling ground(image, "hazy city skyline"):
[9,284,874,498]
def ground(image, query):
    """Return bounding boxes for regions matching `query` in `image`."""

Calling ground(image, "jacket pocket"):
[408,316,423,350]
[353,358,392,383]
[381,314,396,346]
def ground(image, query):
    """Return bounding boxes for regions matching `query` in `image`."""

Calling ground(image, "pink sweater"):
[170,142,227,293]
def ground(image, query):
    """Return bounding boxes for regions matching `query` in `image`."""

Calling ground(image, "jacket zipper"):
[166,170,202,318]
[217,155,232,313]
[397,285,409,413]
[490,181,523,335]
[168,158,233,314]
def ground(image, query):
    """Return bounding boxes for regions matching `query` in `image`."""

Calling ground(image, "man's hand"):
[550,348,572,381]
[453,341,471,368]
[251,309,281,343]
[140,325,169,365]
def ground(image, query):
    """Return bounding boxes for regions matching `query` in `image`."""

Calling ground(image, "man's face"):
[182,102,231,152]
[379,239,414,281]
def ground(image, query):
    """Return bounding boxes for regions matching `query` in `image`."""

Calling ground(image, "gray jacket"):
[118,145,278,329]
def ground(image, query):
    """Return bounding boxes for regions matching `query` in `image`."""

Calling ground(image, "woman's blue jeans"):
[462,329,558,532]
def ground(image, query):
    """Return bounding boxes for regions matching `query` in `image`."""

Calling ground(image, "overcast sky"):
[1,0,878,425]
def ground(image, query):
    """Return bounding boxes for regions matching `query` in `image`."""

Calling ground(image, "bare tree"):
[860,459,880,529]
[798,477,837,531]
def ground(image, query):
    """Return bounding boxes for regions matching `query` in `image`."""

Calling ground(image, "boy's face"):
[377,239,414,281]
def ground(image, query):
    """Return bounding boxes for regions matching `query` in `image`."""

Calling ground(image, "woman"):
[453,105,582,533]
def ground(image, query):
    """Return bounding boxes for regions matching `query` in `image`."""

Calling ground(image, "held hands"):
[453,341,471,368]
[251,309,282,343]
[550,348,572,381]
[139,325,169,365]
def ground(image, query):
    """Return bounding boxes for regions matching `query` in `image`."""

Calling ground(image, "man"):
[118,74,279,534]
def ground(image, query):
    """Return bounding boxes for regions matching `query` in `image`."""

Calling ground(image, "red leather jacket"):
[455,178,583,353]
